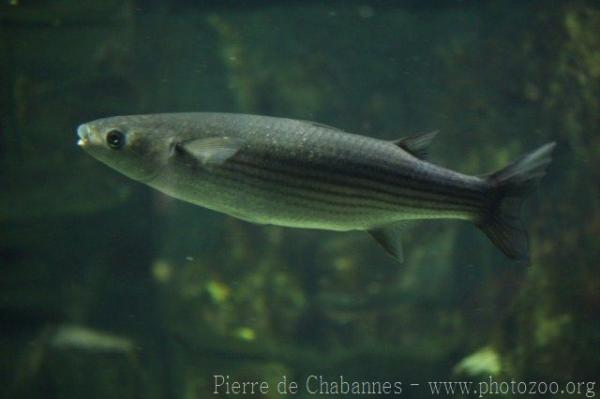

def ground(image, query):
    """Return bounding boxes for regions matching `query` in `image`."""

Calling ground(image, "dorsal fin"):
[300,120,345,132]
[392,130,439,160]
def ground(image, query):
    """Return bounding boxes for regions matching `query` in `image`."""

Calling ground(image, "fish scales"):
[77,112,555,261]
[164,115,485,228]
[224,156,484,214]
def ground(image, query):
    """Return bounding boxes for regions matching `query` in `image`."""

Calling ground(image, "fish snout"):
[77,124,91,147]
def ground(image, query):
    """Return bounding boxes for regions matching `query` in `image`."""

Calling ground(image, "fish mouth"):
[77,124,89,147]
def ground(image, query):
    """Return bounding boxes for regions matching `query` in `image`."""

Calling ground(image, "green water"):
[1,1,598,398]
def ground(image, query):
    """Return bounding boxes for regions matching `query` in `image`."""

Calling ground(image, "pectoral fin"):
[392,130,439,160]
[368,223,409,263]
[178,137,244,166]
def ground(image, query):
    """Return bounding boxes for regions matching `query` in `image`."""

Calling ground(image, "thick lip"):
[77,124,89,146]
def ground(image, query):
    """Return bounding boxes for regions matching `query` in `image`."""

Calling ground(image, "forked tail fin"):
[478,142,556,261]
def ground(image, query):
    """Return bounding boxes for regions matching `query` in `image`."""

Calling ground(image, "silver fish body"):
[78,113,555,261]
[149,114,485,229]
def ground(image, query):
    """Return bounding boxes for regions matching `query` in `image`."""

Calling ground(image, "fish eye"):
[106,129,125,150]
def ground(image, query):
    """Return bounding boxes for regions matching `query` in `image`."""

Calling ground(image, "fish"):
[77,113,555,262]
[49,324,135,353]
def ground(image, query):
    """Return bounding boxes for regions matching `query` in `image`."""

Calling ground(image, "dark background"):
[1,1,598,398]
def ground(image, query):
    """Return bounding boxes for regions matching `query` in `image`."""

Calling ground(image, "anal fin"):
[368,223,408,263]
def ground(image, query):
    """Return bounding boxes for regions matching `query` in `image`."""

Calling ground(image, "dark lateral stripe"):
[219,163,393,212]
[215,164,392,215]
[262,154,487,205]
[232,157,481,212]
[283,158,483,209]
[227,160,399,209]
[231,156,483,213]
[225,158,481,215]
[235,150,486,208]
[308,159,487,205]
[231,159,474,213]
[182,172,366,217]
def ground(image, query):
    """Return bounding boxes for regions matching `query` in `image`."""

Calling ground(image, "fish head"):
[77,115,174,183]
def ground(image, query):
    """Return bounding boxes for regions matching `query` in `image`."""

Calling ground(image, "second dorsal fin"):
[392,130,439,160]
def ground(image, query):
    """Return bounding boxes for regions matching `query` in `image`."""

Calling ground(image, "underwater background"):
[1,0,599,398]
